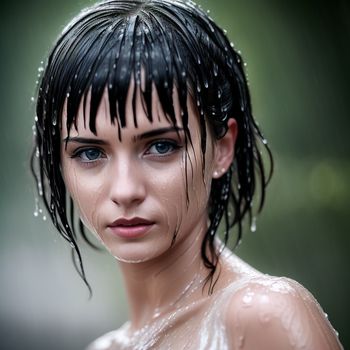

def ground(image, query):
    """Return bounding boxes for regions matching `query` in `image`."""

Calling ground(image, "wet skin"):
[60,87,342,350]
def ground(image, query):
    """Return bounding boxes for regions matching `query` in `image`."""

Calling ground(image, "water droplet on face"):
[262,138,268,145]
[42,215,47,221]
[230,42,235,48]
[237,335,245,348]
[31,97,35,102]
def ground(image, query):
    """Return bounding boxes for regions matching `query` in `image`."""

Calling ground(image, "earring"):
[213,168,226,178]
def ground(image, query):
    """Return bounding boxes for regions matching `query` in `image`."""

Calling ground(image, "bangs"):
[45,3,201,146]
[37,0,237,157]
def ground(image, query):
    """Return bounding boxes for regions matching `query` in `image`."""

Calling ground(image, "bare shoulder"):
[85,330,120,350]
[225,275,343,350]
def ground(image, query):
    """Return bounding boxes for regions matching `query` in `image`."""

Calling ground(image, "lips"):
[108,217,154,238]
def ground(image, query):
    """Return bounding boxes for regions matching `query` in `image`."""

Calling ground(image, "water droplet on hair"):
[34,115,38,122]
[35,147,40,158]
[217,89,222,99]
[66,92,70,98]
[38,181,43,196]
[204,81,209,89]
[181,70,186,77]
[262,138,268,145]
[52,112,57,126]
[250,217,257,232]
[33,197,39,217]
[230,42,235,48]
[197,83,201,93]
[197,57,201,65]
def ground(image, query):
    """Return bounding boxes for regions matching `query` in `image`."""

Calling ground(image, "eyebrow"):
[134,126,184,141]
[62,137,107,145]
[62,127,184,144]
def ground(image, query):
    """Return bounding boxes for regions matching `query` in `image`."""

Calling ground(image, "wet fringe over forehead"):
[31,0,273,296]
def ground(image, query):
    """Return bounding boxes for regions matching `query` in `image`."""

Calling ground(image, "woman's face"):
[60,86,217,263]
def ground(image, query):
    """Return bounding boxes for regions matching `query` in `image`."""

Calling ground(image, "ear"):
[212,119,238,179]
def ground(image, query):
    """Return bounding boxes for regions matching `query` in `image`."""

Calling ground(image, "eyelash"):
[144,139,182,157]
[70,139,182,165]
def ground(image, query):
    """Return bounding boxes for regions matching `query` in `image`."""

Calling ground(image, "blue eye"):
[73,148,103,162]
[147,140,180,156]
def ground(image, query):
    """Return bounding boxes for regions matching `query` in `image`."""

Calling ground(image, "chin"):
[105,240,169,265]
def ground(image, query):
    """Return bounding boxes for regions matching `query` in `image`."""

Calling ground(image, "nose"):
[109,158,146,208]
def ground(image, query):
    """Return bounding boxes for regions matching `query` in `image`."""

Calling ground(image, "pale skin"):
[60,86,343,349]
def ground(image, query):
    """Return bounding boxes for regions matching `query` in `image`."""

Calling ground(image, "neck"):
[117,218,211,330]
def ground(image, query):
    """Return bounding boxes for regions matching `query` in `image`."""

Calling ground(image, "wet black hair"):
[31,0,273,295]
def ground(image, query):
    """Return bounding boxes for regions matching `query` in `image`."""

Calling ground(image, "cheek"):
[61,161,103,231]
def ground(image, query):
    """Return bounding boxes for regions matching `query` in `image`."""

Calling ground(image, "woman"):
[31,0,343,349]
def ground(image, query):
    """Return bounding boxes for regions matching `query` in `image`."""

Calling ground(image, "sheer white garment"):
[87,251,343,350]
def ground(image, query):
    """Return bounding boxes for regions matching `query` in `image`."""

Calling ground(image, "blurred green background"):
[1,0,349,349]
